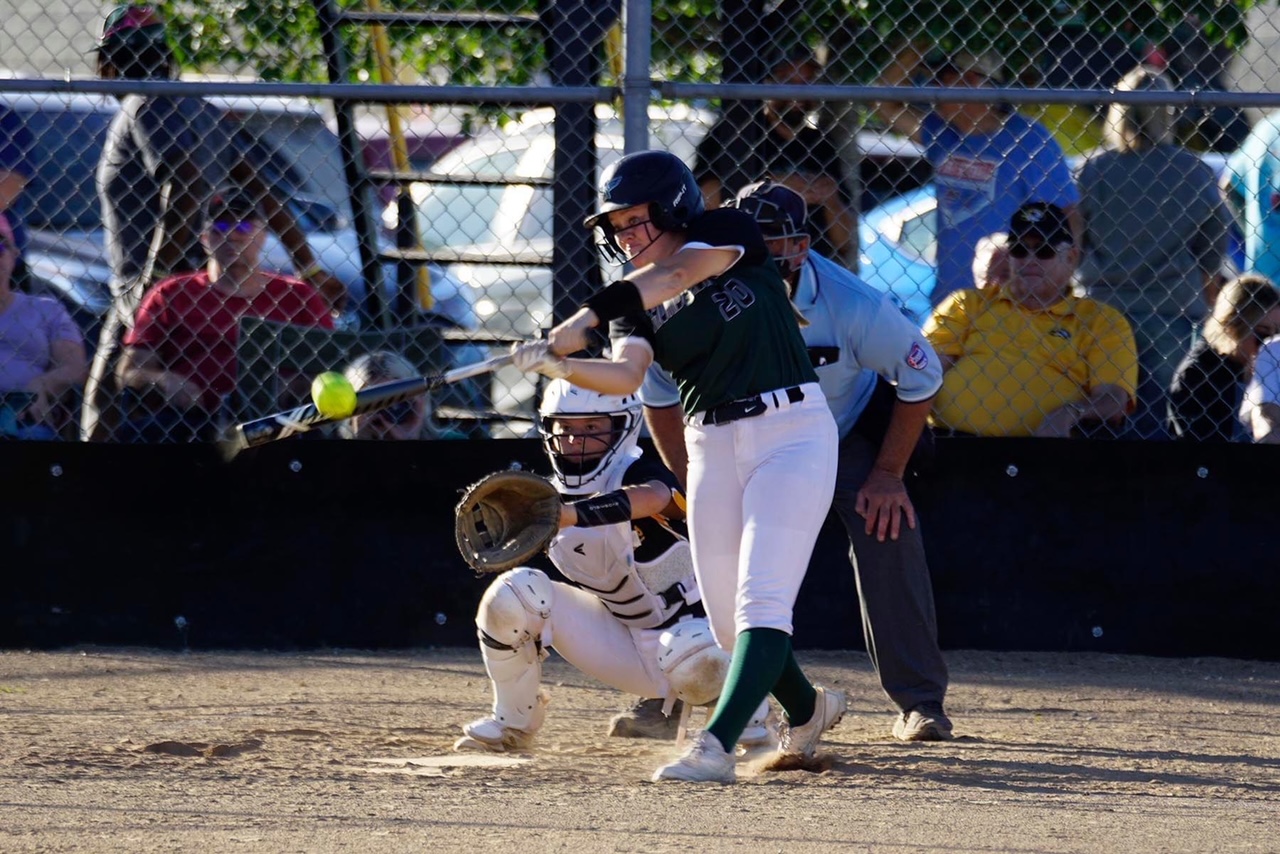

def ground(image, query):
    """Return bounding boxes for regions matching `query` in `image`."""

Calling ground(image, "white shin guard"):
[476,568,555,733]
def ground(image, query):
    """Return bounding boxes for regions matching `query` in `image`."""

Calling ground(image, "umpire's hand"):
[854,469,917,542]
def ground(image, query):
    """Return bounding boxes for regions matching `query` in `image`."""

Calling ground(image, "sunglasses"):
[0,236,8,255]
[1009,242,1068,260]
[210,219,258,234]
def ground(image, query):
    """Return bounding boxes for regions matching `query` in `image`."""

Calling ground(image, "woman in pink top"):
[0,216,88,439]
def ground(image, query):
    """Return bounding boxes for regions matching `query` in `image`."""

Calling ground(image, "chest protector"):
[546,462,698,630]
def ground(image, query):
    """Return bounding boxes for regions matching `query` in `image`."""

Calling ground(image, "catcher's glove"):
[455,469,562,573]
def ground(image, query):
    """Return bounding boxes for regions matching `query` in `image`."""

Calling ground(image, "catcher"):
[454,378,771,753]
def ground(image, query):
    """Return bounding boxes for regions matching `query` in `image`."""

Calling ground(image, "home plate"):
[364,755,530,773]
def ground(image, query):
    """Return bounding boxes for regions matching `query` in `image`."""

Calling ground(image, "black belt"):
[701,386,805,426]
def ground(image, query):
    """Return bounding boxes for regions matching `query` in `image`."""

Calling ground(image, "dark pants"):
[831,429,948,713]
[81,276,147,442]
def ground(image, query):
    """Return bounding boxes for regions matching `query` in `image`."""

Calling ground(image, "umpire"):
[641,181,952,740]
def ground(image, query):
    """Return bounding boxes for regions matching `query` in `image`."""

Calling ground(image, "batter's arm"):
[547,247,740,356]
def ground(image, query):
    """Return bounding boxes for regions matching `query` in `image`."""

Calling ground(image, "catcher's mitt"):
[455,469,562,573]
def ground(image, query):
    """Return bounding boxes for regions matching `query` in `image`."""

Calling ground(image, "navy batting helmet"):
[584,150,703,263]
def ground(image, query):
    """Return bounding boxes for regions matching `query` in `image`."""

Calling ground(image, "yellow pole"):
[368,0,433,311]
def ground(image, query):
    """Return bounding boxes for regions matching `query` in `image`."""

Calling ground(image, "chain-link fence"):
[4,1,1280,443]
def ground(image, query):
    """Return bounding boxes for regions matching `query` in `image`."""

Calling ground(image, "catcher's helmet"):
[728,181,810,276]
[584,150,704,264]
[539,379,642,495]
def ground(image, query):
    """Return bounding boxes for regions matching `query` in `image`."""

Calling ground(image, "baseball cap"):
[923,49,1003,84]
[1008,202,1073,248]
[205,188,264,226]
[730,181,808,241]
[97,4,167,47]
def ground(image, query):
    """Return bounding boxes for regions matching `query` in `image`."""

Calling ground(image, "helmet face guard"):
[538,379,643,494]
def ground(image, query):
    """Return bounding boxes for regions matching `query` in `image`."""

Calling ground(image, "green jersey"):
[610,209,817,414]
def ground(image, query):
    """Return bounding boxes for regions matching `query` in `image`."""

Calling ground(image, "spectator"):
[339,350,428,440]
[972,232,1010,289]
[115,189,334,442]
[1168,273,1280,441]
[693,47,855,260]
[872,45,1081,305]
[924,202,1139,438]
[1242,334,1280,443]
[0,100,34,288]
[642,182,954,742]
[1224,111,1280,287]
[81,3,344,441]
[1076,65,1232,439]
[0,215,88,439]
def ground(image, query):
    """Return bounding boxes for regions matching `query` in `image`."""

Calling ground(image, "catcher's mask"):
[584,150,703,265]
[728,181,810,278]
[539,379,642,495]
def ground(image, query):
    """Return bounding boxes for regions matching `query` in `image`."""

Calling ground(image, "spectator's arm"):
[1249,402,1280,443]
[0,169,27,212]
[23,337,88,426]
[699,177,724,211]
[643,403,689,490]
[867,41,928,141]
[116,345,201,410]
[231,159,346,311]
[29,338,87,397]
[154,157,205,277]
[1033,384,1131,438]
[921,291,971,374]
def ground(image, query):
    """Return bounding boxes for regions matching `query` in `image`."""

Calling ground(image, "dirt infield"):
[1,647,1277,853]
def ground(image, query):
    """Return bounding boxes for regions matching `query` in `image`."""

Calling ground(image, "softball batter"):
[511,150,843,783]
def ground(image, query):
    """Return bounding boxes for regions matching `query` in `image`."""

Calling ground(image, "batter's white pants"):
[684,383,838,649]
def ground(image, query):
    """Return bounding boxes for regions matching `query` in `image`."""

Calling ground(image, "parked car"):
[858,151,1247,326]
[2,90,478,339]
[356,107,469,207]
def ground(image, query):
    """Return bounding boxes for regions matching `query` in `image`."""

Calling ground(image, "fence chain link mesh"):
[3,1,1280,443]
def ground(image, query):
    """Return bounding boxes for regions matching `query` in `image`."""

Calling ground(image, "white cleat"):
[738,699,777,750]
[777,686,846,759]
[453,716,538,753]
[652,731,736,783]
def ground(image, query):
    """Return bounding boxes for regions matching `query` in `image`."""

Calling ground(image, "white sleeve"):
[639,362,681,408]
[851,295,944,402]
[1254,339,1280,405]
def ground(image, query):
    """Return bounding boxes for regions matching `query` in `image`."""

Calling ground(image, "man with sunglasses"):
[924,202,1138,438]
[115,190,334,442]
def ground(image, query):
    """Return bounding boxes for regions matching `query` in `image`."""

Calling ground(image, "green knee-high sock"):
[705,627,791,750]
[770,646,817,726]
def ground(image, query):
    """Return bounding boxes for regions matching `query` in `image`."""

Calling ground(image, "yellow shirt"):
[923,287,1139,437]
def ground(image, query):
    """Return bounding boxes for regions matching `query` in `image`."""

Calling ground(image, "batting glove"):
[510,342,572,379]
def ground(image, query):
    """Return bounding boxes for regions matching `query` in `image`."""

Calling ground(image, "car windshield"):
[16,106,113,230]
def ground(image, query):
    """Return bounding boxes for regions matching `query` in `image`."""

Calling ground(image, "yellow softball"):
[311,371,357,419]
